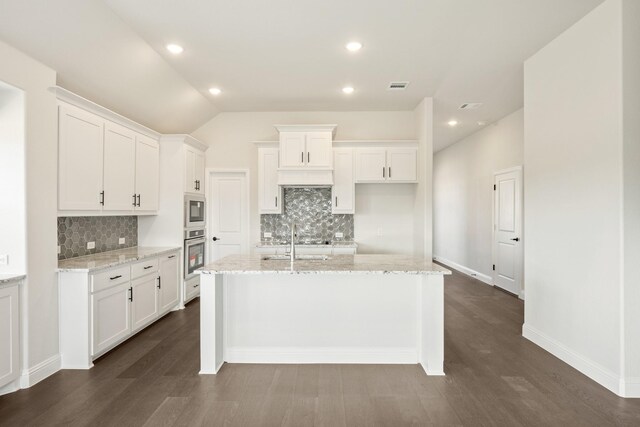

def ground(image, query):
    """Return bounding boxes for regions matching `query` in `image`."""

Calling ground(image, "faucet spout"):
[290,222,297,262]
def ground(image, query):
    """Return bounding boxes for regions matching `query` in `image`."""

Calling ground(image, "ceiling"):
[0,0,602,150]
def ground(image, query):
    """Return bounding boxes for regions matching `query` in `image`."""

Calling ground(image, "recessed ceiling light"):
[209,87,222,95]
[346,41,363,52]
[448,120,458,127]
[342,86,355,94]
[166,44,184,54]
[477,121,486,126]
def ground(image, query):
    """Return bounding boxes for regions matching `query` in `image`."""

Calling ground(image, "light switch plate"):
[119,237,125,244]
[263,232,272,238]
[0,254,8,265]
[87,241,96,250]
[335,232,344,238]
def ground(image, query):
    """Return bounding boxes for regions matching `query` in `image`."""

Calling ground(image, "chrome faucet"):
[290,222,297,262]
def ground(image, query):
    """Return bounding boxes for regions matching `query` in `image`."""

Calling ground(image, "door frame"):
[206,168,251,263]
[492,165,524,300]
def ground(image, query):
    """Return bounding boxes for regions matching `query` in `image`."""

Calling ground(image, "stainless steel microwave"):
[185,195,206,228]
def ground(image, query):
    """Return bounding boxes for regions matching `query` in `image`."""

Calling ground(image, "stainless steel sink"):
[261,255,330,261]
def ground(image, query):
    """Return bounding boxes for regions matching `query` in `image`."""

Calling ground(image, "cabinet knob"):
[212,236,221,241]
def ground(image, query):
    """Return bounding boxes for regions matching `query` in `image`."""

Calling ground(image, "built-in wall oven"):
[185,195,206,229]
[184,228,206,279]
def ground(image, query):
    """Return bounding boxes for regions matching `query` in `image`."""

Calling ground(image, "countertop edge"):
[57,247,182,273]
[0,274,26,285]
[198,270,451,275]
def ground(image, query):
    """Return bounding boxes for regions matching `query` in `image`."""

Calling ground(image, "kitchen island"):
[197,254,451,376]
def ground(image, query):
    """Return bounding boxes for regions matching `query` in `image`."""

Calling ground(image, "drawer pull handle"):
[110,275,122,280]
[128,287,133,302]
[168,255,176,259]
[144,265,153,270]
[194,284,199,288]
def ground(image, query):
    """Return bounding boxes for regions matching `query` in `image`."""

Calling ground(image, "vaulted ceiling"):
[0,0,603,150]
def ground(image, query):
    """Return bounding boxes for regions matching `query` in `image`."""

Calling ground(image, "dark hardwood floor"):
[2,268,640,426]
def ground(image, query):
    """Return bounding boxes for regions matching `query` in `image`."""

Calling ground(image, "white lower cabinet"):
[59,250,181,368]
[184,276,200,303]
[0,281,20,394]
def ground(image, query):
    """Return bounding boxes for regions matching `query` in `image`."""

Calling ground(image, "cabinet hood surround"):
[276,124,336,186]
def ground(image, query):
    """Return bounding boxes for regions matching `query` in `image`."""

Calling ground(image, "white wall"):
[0,40,59,384]
[0,82,25,274]
[192,111,426,255]
[523,0,640,397]
[433,109,523,281]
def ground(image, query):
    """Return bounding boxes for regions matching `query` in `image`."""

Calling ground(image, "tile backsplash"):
[260,187,354,242]
[57,216,138,260]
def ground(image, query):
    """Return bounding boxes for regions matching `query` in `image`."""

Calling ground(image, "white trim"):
[0,378,20,396]
[19,354,61,388]
[161,134,208,152]
[433,255,493,286]
[251,140,279,146]
[50,87,161,139]
[522,324,623,396]
[620,377,640,398]
[274,124,337,135]
[225,347,417,364]
[519,290,525,300]
[494,165,523,175]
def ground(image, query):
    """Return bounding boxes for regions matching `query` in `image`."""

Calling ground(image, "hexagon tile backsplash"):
[57,216,138,260]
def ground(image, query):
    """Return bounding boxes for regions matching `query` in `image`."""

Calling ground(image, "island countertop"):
[198,254,451,275]
[58,246,182,272]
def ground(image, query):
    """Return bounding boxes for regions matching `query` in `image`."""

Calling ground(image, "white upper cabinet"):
[277,125,335,170]
[258,147,282,214]
[58,104,104,211]
[355,147,417,183]
[185,145,206,194]
[279,132,306,168]
[135,135,160,212]
[305,132,333,168]
[332,149,355,214]
[103,122,136,211]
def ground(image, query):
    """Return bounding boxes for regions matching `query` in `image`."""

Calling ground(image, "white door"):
[131,275,159,332]
[332,149,355,214]
[103,122,136,211]
[279,132,306,167]
[387,148,418,182]
[58,104,104,210]
[91,283,131,355]
[194,152,206,194]
[208,172,249,262]
[355,148,387,182]
[135,135,159,212]
[493,168,523,296]
[158,253,180,313]
[305,132,332,168]
[258,147,282,213]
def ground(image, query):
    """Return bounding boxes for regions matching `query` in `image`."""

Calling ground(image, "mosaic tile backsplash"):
[57,216,138,260]
[260,188,354,243]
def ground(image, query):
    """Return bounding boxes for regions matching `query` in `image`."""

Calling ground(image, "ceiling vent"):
[459,102,483,110]
[388,81,409,91]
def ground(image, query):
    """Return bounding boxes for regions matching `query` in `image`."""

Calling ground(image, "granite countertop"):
[198,254,451,275]
[0,273,26,285]
[58,246,182,272]
[256,241,358,248]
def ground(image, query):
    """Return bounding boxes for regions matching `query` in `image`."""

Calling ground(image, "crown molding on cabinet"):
[274,124,337,136]
[333,139,418,147]
[161,134,208,151]
[50,86,161,140]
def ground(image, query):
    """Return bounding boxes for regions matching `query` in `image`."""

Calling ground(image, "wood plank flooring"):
[2,267,640,426]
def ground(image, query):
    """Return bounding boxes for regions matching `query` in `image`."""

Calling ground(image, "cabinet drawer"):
[185,276,200,301]
[91,266,131,293]
[131,257,159,279]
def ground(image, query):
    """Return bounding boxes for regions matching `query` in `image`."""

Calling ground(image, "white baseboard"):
[0,378,20,396]
[225,347,417,364]
[620,377,640,398]
[19,354,61,389]
[433,255,493,286]
[519,290,525,300]
[522,324,622,396]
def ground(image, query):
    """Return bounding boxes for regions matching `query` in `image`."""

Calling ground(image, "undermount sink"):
[261,255,330,261]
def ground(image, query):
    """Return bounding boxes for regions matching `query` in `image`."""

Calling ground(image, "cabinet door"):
[103,122,136,211]
[184,147,196,193]
[131,275,159,332]
[258,147,282,213]
[194,151,206,194]
[332,149,355,214]
[305,132,333,168]
[135,135,159,212]
[355,148,387,182]
[92,283,131,356]
[58,104,104,210]
[387,148,418,182]
[0,284,19,387]
[279,132,306,168]
[158,253,180,314]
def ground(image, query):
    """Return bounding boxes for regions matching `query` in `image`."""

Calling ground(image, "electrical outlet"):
[263,232,272,238]
[0,254,8,265]
[335,232,344,238]
[87,241,96,250]
[119,237,125,245]
[58,245,61,255]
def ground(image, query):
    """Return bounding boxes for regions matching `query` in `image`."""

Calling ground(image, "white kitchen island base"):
[198,255,450,376]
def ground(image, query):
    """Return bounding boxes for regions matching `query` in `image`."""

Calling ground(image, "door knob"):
[511,237,520,242]
[212,237,221,241]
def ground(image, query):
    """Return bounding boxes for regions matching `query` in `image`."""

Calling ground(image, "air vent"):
[388,81,409,91]
[459,102,483,110]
